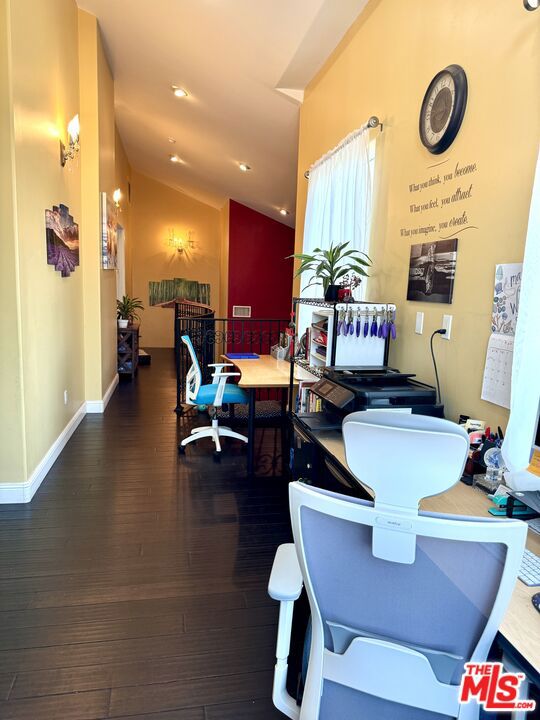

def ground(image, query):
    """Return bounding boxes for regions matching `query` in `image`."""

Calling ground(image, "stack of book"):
[296,380,323,414]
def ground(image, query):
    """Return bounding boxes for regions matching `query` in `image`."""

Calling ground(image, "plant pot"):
[118,318,129,329]
[324,284,341,302]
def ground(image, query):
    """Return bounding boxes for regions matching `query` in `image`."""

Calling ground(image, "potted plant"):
[289,242,371,301]
[117,295,144,328]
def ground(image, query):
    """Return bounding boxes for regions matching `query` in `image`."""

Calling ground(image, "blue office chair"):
[268,411,527,719]
[179,334,249,454]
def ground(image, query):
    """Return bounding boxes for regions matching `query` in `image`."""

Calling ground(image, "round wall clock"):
[419,64,468,155]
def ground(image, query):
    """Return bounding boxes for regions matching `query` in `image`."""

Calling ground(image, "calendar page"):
[481,333,514,409]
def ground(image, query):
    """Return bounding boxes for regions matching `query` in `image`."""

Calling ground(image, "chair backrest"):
[181,335,202,404]
[289,412,527,720]
[342,411,470,563]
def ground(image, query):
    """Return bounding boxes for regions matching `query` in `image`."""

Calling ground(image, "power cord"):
[430,329,447,405]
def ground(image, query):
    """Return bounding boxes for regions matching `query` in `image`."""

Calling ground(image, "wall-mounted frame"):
[406,239,458,304]
[101,192,118,270]
[45,203,79,277]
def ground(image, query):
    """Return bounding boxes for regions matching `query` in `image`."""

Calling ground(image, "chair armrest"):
[268,544,302,720]
[211,370,240,387]
[208,363,234,368]
[268,543,303,602]
[213,373,241,406]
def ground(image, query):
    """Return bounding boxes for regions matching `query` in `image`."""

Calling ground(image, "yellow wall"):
[295,0,539,427]
[96,26,119,397]
[115,129,133,295]
[9,0,85,478]
[79,9,121,400]
[131,171,222,347]
[1,1,132,488]
[0,0,26,484]
[78,9,102,404]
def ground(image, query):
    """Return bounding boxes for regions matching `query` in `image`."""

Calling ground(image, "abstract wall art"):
[45,204,79,277]
[101,192,118,269]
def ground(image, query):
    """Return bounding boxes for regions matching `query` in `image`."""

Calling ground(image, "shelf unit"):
[117,325,139,379]
[288,297,397,407]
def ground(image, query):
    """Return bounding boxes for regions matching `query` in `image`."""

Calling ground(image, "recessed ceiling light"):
[238,163,251,172]
[279,209,289,216]
[168,137,176,144]
[171,85,188,98]
[169,154,182,163]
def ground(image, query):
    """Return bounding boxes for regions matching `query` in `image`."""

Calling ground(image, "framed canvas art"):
[406,239,458,303]
[45,204,79,277]
[101,192,118,269]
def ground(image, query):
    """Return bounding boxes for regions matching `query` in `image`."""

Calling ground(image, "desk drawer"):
[291,424,369,499]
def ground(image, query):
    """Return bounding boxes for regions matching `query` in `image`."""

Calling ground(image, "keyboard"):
[518,548,540,587]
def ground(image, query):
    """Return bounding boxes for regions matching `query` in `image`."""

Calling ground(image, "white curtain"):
[302,123,374,298]
[502,147,540,490]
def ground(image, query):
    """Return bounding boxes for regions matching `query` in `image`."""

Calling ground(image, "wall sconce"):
[60,114,80,167]
[168,228,195,254]
[112,188,122,208]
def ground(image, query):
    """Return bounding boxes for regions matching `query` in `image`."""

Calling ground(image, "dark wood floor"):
[0,349,291,719]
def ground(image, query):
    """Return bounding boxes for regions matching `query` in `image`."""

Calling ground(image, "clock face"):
[420,65,467,154]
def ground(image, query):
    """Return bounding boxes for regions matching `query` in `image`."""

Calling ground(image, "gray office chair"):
[269,411,527,719]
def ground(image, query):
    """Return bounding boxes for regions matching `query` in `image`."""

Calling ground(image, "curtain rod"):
[304,115,383,179]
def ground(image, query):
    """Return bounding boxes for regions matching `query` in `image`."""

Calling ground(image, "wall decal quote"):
[400,159,478,240]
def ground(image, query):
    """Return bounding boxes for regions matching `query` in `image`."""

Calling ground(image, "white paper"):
[492,263,522,335]
[481,333,514,409]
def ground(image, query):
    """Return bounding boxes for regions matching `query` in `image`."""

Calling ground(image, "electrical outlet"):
[415,312,424,334]
[442,314,452,340]
[64,389,68,405]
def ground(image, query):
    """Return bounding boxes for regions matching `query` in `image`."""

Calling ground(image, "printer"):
[296,366,443,432]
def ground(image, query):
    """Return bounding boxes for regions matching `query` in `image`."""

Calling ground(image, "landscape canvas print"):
[45,204,79,277]
[148,277,211,306]
[406,238,458,304]
[101,192,118,269]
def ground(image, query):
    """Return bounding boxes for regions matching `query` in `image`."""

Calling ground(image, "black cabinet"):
[117,325,139,379]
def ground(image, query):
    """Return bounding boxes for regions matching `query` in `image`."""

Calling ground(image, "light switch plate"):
[442,314,452,340]
[415,312,424,335]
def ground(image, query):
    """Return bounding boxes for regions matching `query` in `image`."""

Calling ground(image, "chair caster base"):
[213,451,222,463]
[178,445,186,455]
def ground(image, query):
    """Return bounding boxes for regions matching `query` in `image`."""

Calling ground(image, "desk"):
[313,429,540,677]
[224,355,313,476]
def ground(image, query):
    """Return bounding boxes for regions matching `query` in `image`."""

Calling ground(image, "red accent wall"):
[227,200,295,320]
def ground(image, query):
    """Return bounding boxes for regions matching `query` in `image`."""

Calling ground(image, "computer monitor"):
[511,411,540,511]
[505,405,540,492]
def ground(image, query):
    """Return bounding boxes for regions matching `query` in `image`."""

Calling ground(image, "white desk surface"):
[223,354,314,389]
[315,430,540,674]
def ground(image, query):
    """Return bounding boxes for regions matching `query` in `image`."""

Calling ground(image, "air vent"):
[233,305,252,317]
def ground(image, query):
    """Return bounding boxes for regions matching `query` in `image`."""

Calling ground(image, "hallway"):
[0,350,289,719]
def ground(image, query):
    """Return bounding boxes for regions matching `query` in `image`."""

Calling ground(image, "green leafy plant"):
[289,242,371,293]
[116,295,144,324]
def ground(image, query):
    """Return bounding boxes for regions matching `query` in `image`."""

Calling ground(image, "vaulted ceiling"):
[77,0,369,226]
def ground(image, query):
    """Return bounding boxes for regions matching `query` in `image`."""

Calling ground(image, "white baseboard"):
[86,373,119,413]
[0,375,119,504]
[0,403,87,504]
